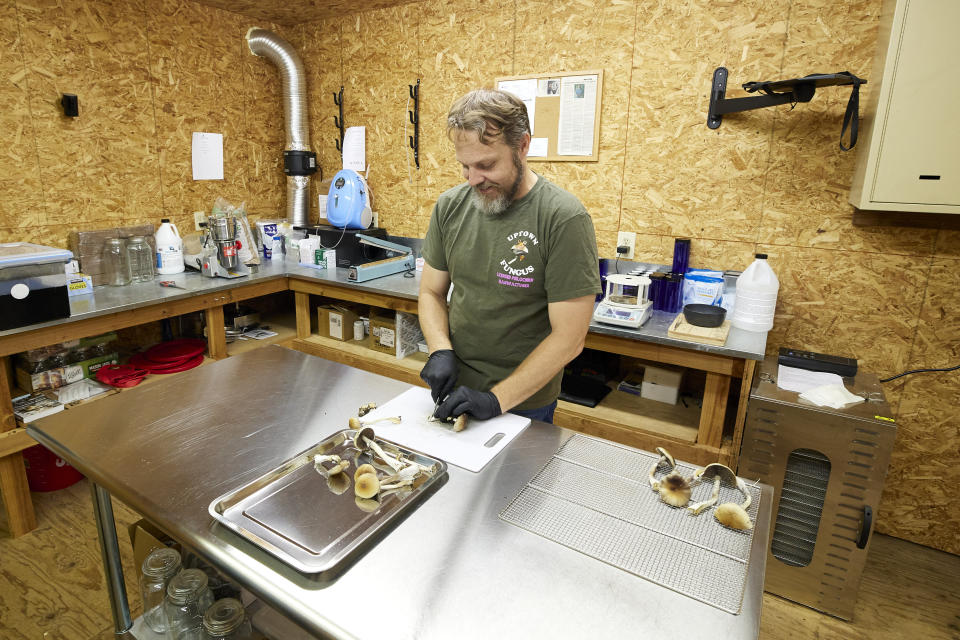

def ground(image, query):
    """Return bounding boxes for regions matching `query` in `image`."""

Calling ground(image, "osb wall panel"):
[415,0,515,236]
[622,0,787,246]
[15,0,162,245]
[879,257,960,554]
[296,17,343,221]
[514,0,636,252]
[192,0,420,26]
[340,5,420,237]
[0,0,45,241]
[757,0,938,257]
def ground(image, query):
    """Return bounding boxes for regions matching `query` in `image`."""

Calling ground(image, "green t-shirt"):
[422,175,601,410]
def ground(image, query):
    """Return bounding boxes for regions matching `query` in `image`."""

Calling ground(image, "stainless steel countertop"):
[28,348,772,640]
[1,257,766,360]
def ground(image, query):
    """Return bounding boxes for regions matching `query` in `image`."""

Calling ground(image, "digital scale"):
[593,273,652,329]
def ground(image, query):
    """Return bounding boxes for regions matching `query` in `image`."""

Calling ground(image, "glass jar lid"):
[141,547,181,579]
[129,235,146,244]
[202,598,246,634]
[166,568,209,604]
[105,238,124,247]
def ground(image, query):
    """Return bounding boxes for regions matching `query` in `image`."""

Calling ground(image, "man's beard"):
[470,151,524,216]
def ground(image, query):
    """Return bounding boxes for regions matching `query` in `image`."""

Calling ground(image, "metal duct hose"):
[246,27,315,226]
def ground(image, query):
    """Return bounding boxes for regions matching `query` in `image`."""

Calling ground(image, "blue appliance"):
[326,169,373,230]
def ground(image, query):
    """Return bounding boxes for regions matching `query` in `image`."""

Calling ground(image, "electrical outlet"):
[193,211,206,231]
[617,231,636,259]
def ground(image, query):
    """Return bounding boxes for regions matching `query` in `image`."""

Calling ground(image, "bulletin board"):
[495,69,603,162]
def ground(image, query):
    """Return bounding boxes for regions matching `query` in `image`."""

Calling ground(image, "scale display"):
[593,301,651,329]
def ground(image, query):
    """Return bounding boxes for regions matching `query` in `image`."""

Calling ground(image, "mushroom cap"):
[715,502,753,530]
[696,463,738,485]
[453,414,467,432]
[354,463,377,482]
[348,416,363,430]
[354,472,380,499]
[354,497,380,513]
[658,472,692,507]
[326,472,350,495]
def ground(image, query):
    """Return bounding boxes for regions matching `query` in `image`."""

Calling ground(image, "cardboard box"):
[318,304,362,341]
[15,352,119,393]
[368,308,396,354]
[128,518,179,575]
[640,363,684,405]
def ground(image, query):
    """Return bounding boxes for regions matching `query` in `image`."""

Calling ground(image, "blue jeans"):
[510,400,557,424]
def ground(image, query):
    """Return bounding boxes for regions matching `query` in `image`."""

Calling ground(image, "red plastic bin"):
[22,444,84,492]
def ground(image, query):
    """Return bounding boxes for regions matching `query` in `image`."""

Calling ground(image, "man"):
[418,88,600,424]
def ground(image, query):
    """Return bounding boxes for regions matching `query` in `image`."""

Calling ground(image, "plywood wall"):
[1,0,957,555]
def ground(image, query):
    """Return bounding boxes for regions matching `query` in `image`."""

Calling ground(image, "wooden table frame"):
[1,275,757,537]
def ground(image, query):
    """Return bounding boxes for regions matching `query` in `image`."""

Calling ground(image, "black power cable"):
[880,364,960,383]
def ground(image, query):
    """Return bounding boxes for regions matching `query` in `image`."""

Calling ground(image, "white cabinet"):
[849,0,960,213]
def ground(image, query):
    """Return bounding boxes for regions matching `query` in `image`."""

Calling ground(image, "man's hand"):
[419,349,459,403]
[435,386,502,421]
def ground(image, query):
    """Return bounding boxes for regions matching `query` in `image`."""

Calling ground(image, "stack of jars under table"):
[140,547,253,639]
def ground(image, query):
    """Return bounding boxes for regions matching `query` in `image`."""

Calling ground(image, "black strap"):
[839,73,864,151]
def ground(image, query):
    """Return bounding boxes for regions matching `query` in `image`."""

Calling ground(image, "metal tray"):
[209,429,447,576]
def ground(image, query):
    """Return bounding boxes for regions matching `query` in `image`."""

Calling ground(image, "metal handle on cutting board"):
[856,505,872,549]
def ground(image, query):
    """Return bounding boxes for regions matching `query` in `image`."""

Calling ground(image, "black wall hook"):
[408,79,420,170]
[333,86,345,154]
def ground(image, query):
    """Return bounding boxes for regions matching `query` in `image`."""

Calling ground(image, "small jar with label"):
[201,598,252,639]
[103,238,132,286]
[163,568,215,639]
[139,547,181,634]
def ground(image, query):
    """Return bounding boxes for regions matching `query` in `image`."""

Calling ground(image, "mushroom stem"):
[688,476,721,515]
[363,436,404,473]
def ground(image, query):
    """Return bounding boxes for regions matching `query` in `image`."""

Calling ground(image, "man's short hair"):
[447,88,531,150]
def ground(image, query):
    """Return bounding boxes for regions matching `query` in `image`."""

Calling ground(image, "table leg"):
[698,372,731,449]
[295,292,311,339]
[90,482,133,634]
[204,306,228,359]
[0,355,37,537]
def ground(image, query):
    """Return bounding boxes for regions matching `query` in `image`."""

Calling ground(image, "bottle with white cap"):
[155,218,185,275]
[731,253,779,332]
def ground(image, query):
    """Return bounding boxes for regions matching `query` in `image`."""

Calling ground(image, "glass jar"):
[201,598,252,639]
[103,238,131,286]
[127,235,155,282]
[139,547,182,634]
[163,568,215,639]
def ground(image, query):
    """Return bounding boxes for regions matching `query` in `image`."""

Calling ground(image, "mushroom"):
[687,476,721,515]
[453,414,467,433]
[354,472,380,499]
[354,496,380,512]
[313,454,348,477]
[647,447,692,507]
[325,472,350,495]
[715,502,753,530]
[354,463,377,483]
[348,415,401,430]
[357,402,377,417]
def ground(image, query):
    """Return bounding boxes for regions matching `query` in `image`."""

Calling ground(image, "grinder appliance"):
[184,216,250,279]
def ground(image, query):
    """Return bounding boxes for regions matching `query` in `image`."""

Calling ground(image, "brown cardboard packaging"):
[127,518,179,574]
[317,304,362,341]
[368,308,397,354]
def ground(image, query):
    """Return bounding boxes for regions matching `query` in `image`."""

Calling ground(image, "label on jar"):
[379,327,395,348]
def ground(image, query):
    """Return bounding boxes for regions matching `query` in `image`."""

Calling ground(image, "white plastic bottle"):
[155,219,184,275]
[731,253,779,332]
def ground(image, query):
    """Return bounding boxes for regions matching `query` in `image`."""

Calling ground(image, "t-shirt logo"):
[497,230,539,288]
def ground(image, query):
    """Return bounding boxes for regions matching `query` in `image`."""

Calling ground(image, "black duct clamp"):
[707,67,866,150]
[61,93,79,118]
[283,150,317,176]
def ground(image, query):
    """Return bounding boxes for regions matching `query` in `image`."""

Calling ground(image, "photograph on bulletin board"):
[495,69,603,162]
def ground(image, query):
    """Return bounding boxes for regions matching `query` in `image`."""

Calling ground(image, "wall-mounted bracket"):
[408,79,420,170]
[333,86,345,154]
[707,67,866,149]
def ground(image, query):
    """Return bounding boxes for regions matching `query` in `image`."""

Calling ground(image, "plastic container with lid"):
[140,547,182,633]
[156,219,185,275]
[0,242,73,330]
[730,253,779,333]
[202,598,253,639]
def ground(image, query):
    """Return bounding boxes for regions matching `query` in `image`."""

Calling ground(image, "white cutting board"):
[359,387,530,472]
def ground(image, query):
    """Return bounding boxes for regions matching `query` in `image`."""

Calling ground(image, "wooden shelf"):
[226,312,298,356]
[291,333,428,388]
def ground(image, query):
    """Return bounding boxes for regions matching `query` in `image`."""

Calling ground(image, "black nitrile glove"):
[420,349,459,403]
[435,386,502,422]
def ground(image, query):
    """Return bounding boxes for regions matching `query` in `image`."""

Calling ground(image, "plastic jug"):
[155,219,184,274]
[731,253,779,332]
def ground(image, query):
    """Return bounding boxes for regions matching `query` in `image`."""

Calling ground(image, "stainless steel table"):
[28,347,773,639]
